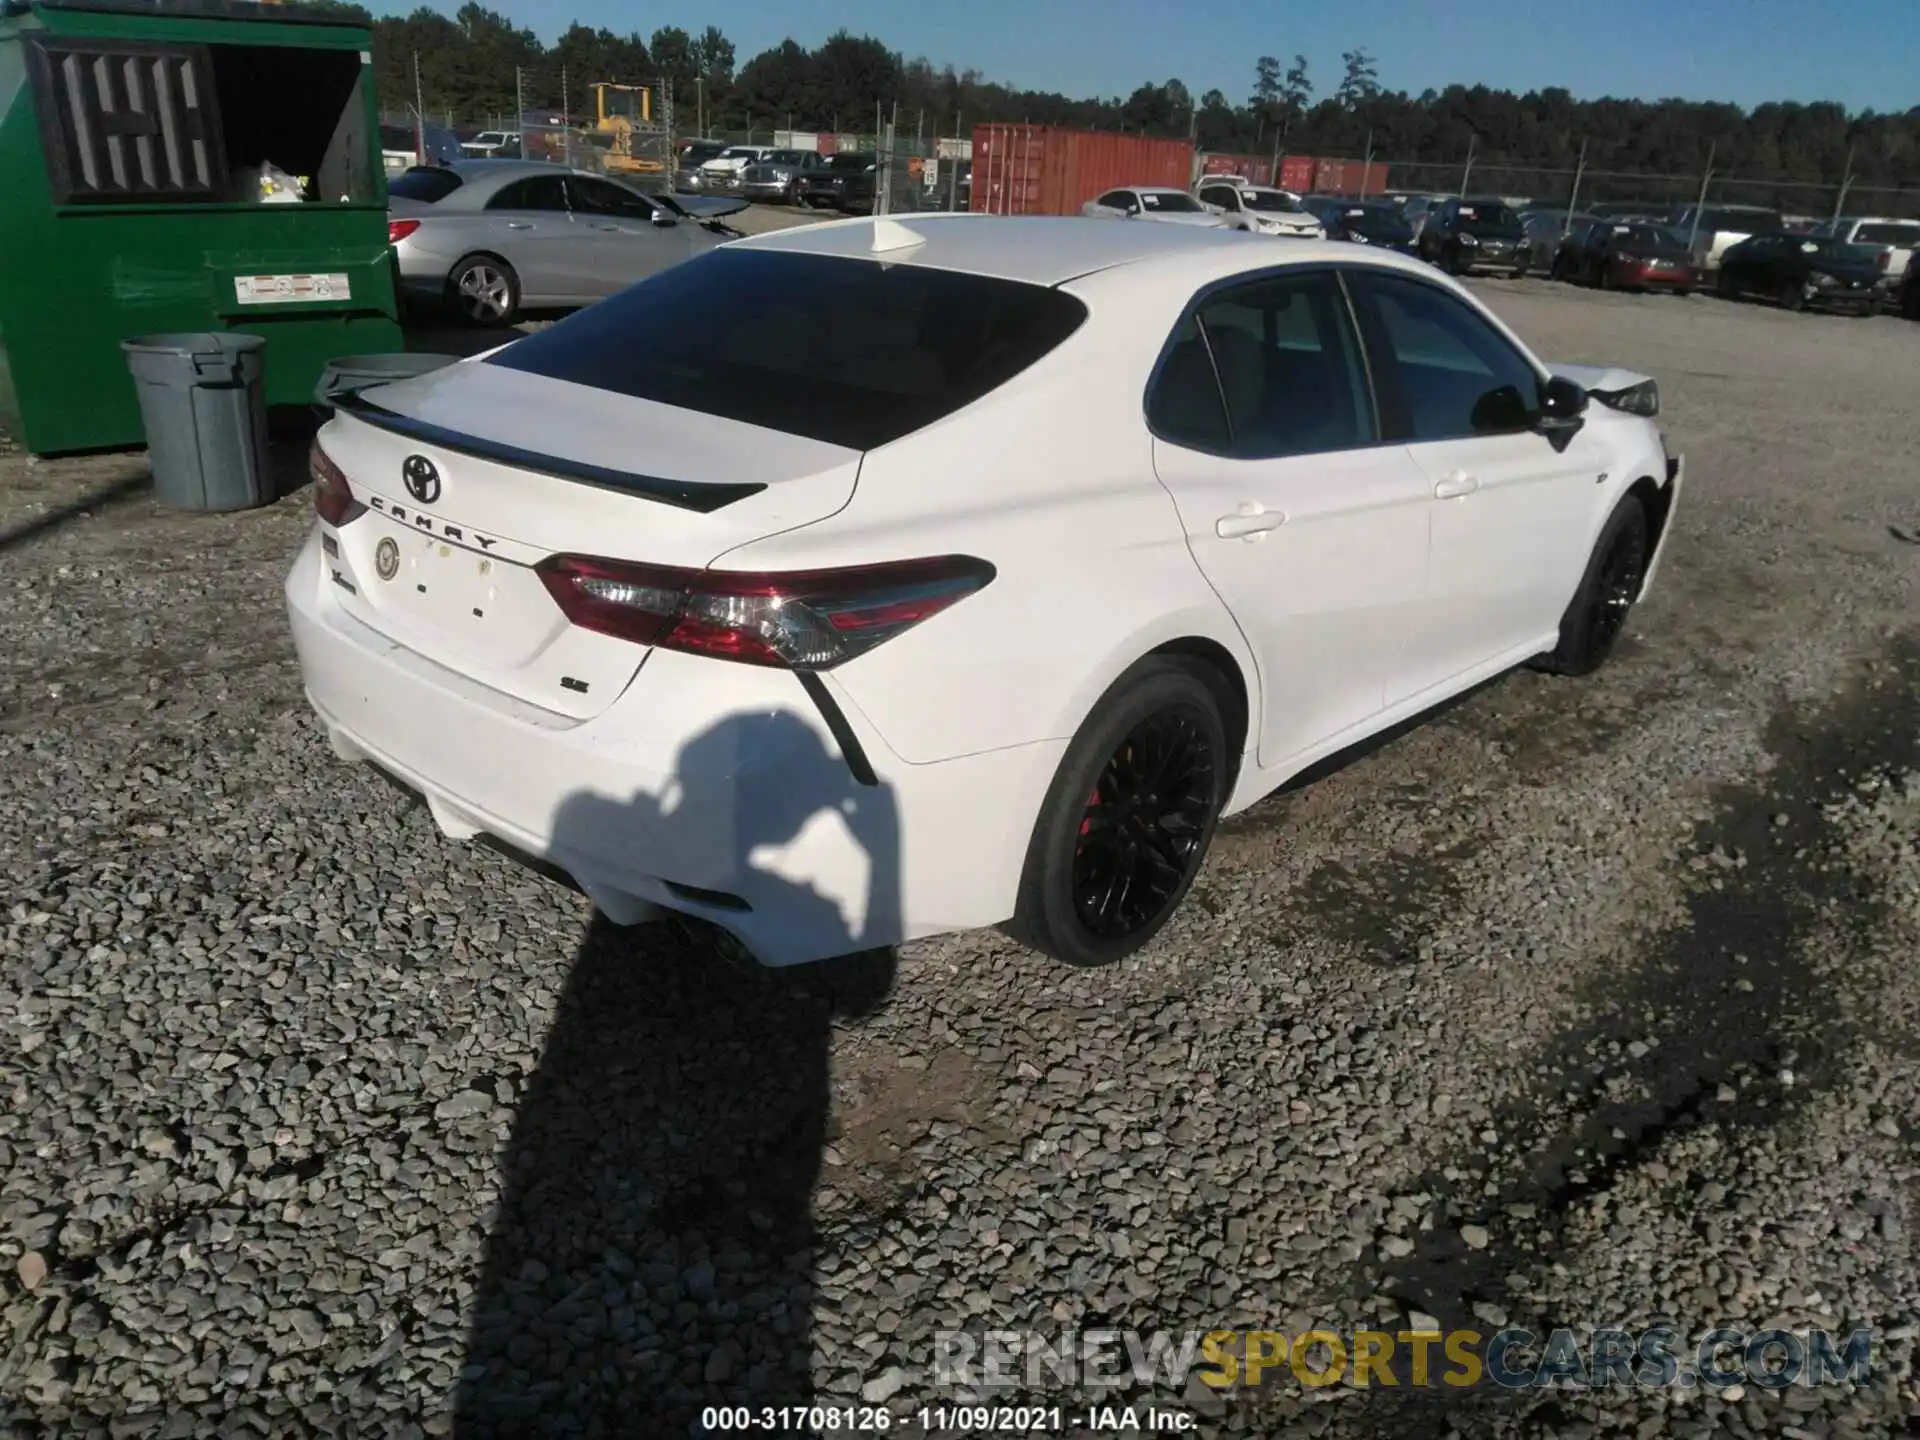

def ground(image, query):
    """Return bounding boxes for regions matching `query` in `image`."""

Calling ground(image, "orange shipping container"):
[970,124,1196,215]
[1311,158,1388,197]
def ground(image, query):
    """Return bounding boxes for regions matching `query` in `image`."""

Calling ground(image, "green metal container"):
[0,0,403,456]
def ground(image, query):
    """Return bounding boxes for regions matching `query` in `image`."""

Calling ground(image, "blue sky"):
[399,0,1918,113]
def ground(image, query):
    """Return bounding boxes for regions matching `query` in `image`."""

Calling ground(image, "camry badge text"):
[369,495,498,550]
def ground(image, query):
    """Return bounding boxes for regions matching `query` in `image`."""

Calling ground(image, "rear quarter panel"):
[709,280,1255,768]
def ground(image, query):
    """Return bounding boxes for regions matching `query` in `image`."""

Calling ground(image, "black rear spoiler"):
[332,391,767,514]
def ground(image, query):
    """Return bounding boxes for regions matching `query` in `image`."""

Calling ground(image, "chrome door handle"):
[1215,504,1288,541]
[1433,471,1480,499]
[505,221,534,230]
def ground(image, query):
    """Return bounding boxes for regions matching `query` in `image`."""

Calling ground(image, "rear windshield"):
[388,167,463,203]
[1456,202,1522,230]
[1854,221,1920,247]
[487,248,1089,451]
[1613,224,1687,256]
[1706,209,1783,234]
[826,153,875,172]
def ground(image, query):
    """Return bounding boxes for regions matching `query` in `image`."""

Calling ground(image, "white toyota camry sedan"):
[288,215,1682,968]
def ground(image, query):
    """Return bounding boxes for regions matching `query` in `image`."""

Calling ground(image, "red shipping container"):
[816,132,839,157]
[1310,159,1389,197]
[1278,155,1317,194]
[1199,152,1274,186]
[970,124,1196,216]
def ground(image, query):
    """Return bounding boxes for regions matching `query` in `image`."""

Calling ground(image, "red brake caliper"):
[1078,786,1101,842]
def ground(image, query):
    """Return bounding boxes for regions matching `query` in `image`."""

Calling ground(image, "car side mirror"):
[1538,374,1588,429]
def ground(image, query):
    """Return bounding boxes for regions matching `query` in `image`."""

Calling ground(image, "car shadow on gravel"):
[1323,637,1920,1434]
[451,710,900,1437]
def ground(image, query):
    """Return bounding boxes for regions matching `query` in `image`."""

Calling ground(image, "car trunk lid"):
[315,361,861,720]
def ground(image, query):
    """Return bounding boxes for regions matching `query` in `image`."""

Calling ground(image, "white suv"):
[696,145,775,189]
[1196,181,1324,238]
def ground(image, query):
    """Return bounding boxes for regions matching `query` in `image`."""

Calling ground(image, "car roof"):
[1127,186,1192,196]
[400,160,640,203]
[731,213,1441,288]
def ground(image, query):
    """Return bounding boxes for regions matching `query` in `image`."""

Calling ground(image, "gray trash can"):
[121,333,270,513]
[313,352,461,415]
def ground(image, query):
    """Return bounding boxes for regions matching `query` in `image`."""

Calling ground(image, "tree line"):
[332,5,1920,196]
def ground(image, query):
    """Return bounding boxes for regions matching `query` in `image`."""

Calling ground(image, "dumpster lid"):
[4,0,370,26]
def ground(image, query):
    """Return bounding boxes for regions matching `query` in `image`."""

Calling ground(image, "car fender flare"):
[1040,601,1260,770]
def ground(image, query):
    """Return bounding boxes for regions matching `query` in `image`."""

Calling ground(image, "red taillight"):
[310,441,366,527]
[388,218,421,245]
[535,554,996,670]
[1877,249,1891,272]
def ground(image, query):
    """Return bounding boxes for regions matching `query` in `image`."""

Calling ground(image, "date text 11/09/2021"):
[698,1405,1196,1432]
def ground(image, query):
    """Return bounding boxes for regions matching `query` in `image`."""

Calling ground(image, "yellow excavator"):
[588,82,665,175]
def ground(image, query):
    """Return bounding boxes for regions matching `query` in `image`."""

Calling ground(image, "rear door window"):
[486,248,1089,451]
[1147,272,1375,460]
[487,175,569,212]
[568,176,655,218]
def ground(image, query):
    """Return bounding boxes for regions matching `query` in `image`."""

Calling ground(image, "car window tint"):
[1856,221,1920,247]
[1184,272,1375,460]
[1355,272,1540,441]
[488,249,1088,451]
[388,168,463,203]
[487,176,569,212]
[1146,312,1230,450]
[569,177,654,218]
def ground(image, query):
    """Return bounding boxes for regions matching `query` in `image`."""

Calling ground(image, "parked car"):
[740,150,825,203]
[1899,261,1920,320]
[385,161,741,325]
[1417,197,1532,277]
[460,130,519,158]
[1552,221,1696,293]
[796,152,879,213]
[1671,204,1785,272]
[1715,233,1882,315]
[1521,209,1598,272]
[292,216,1681,969]
[1081,187,1228,227]
[1195,182,1323,237]
[1814,216,1920,299]
[380,121,462,174]
[695,144,775,191]
[672,140,727,190]
[1305,197,1416,252]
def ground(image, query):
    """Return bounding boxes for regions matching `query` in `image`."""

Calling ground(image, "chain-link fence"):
[1369,158,1920,221]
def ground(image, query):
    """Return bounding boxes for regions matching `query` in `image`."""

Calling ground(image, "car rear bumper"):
[285,529,1060,965]
[1456,246,1526,271]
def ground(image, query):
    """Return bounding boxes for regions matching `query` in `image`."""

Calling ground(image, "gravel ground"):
[2,281,1918,1440]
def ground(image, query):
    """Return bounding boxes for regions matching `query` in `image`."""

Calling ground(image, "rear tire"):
[1717,268,1741,299]
[1779,281,1806,313]
[447,254,520,327]
[1008,659,1227,967]
[1532,495,1650,678]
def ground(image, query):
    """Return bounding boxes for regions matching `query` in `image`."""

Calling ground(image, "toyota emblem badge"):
[402,454,441,504]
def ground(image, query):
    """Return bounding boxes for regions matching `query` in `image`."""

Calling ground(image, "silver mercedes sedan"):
[387,160,748,326]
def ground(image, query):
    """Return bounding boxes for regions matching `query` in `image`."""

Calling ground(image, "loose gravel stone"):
[2,280,1917,1440]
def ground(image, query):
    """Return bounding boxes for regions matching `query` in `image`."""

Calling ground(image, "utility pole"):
[1685,139,1716,255]
[1564,137,1587,231]
[1359,127,1374,198]
[561,66,569,163]
[514,66,524,157]
[1459,132,1477,197]
[696,75,705,138]
[411,51,424,163]
[1831,141,1855,223]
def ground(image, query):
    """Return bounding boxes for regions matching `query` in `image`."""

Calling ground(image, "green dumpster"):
[0,0,404,456]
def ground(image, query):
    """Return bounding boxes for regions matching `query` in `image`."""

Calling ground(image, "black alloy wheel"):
[1070,711,1217,940]
[1583,513,1648,659]
[1009,659,1227,966]
[1533,495,1651,678]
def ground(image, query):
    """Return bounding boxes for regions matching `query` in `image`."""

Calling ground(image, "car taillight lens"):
[1876,249,1891,271]
[311,441,366,526]
[536,554,996,670]
[388,218,421,244]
